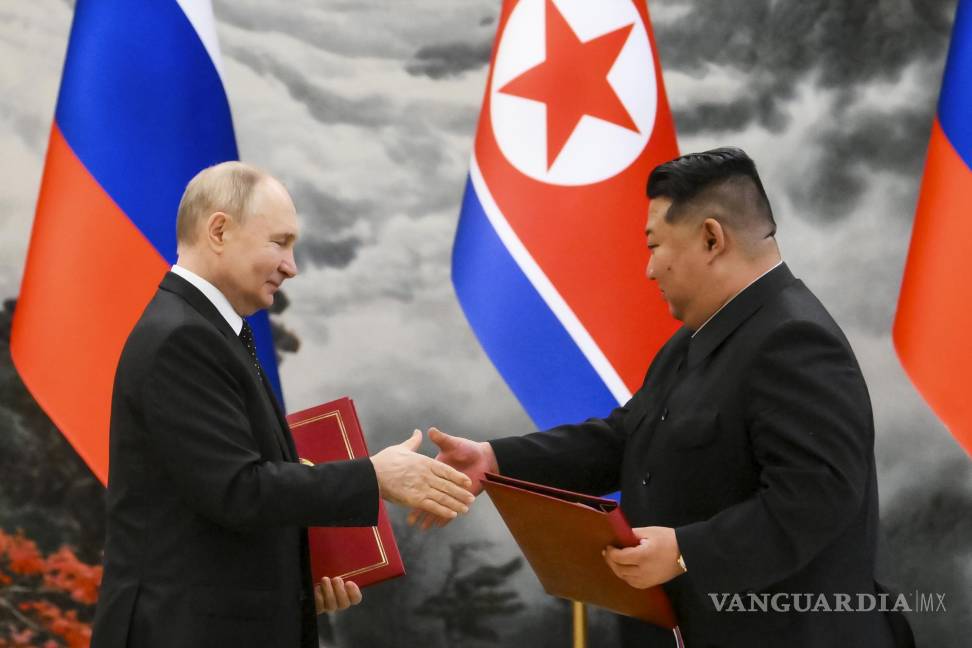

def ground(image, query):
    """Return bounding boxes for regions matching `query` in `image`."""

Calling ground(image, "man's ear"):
[701,217,726,257]
[205,212,230,253]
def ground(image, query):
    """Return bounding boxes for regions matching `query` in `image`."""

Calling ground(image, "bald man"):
[421,149,912,647]
[91,162,474,648]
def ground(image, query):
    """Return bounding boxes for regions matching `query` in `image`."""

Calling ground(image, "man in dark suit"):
[420,149,912,647]
[91,161,475,648]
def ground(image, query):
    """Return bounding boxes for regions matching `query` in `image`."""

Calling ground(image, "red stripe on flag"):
[475,0,680,394]
[894,118,972,456]
[11,124,168,483]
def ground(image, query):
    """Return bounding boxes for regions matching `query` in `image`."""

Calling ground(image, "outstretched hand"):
[370,430,475,520]
[407,427,498,529]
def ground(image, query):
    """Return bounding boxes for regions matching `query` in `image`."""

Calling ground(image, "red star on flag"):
[499,0,639,170]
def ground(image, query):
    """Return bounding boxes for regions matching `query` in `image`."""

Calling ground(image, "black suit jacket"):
[91,273,379,648]
[491,264,909,648]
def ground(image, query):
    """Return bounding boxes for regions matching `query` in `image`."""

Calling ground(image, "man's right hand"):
[407,427,498,529]
[370,430,475,520]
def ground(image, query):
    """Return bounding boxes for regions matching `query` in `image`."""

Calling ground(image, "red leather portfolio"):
[482,472,677,628]
[287,397,405,588]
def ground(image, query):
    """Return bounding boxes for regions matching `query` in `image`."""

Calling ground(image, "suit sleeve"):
[489,404,629,495]
[140,324,379,530]
[675,321,873,593]
[487,333,689,494]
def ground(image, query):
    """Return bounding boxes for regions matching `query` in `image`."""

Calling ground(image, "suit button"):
[660,408,669,422]
[642,472,651,486]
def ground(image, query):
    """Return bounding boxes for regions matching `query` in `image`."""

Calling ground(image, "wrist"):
[369,456,388,497]
[480,441,499,474]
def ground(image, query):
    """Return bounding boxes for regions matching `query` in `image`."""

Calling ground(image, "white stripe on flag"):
[468,154,633,406]
[176,0,225,79]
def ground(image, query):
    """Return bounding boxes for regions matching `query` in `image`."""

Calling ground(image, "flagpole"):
[572,601,587,648]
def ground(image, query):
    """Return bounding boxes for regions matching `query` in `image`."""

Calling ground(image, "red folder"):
[287,397,405,588]
[483,472,677,628]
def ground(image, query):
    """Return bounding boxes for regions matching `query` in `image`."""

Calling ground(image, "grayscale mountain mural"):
[0,1,968,645]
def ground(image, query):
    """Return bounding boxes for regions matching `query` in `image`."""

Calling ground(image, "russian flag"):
[10,0,283,485]
[452,0,680,431]
[894,0,972,458]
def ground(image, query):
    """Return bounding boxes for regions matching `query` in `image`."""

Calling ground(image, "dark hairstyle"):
[647,147,776,238]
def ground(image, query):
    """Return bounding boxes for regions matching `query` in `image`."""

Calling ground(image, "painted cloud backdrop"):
[0,0,968,645]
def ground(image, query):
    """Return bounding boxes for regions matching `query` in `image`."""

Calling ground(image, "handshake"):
[315,427,494,614]
[370,427,494,523]
[315,427,683,616]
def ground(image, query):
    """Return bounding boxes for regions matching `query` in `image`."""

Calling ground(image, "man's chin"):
[238,298,269,317]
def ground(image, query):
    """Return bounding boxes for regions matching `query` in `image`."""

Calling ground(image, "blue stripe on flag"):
[54,0,238,263]
[452,177,618,430]
[54,0,283,403]
[939,0,972,169]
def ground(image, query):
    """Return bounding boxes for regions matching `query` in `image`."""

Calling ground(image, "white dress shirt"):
[170,264,243,335]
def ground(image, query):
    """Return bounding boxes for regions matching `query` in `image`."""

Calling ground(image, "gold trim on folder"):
[290,409,389,578]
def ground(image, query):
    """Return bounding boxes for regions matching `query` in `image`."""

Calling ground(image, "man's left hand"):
[315,576,362,614]
[603,526,684,589]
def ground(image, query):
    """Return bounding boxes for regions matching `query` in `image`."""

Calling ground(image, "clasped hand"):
[370,429,475,520]
[401,428,685,589]
[314,576,361,614]
[405,427,497,529]
[602,526,684,588]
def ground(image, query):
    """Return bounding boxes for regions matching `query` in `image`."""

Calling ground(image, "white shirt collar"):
[171,264,244,335]
[691,260,784,338]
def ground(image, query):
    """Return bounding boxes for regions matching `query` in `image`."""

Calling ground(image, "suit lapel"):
[627,329,693,433]
[160,272,296,462]
[161,272,236,338]
[233,341,296,462]
[257,366,298,461]
[626,267,792,447]
[686,263,796,369]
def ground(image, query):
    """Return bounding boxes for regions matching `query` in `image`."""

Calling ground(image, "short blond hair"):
[176,161,269,245]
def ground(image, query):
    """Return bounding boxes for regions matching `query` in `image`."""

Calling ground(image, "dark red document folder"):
[288,397,405,588]
[483,472,677,628]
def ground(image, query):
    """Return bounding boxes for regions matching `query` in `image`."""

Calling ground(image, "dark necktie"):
[239,320,294,460]
[238,320,262,373]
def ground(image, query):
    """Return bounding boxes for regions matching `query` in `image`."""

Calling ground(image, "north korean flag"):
[453,0,680,429]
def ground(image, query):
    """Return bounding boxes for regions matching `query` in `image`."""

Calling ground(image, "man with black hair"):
[421,149,912,647]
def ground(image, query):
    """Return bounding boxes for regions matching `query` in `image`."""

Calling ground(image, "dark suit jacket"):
[91,272,379,648]
[491,264,909,648]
